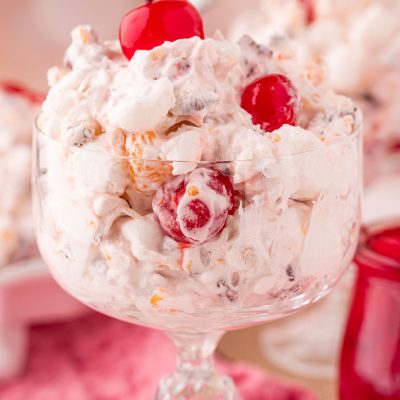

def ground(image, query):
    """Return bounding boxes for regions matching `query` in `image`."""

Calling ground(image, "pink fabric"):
[0,313,318,400]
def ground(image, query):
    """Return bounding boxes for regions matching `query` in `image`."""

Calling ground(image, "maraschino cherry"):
[119,0,205,60]
[298,0,315,25]
[153,168,234,244]
[0,82,45,104]
[241,74,298,133]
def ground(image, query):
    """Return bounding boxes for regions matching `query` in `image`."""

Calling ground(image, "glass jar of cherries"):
[340,222,400,400]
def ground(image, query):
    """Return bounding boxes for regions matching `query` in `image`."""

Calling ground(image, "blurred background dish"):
[0,84,87,381]
[0,257,86,380]
[0,85,38,268]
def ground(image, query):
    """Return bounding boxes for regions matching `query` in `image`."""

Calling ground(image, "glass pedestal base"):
[155,332,240,400]
[156,371,239,400]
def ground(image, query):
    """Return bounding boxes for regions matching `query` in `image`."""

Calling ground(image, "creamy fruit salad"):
[35,1,361,329]
[0,84,40,268]
[231,0,400,153]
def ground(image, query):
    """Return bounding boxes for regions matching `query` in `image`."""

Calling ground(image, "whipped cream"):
[0,89,38,268]
[36,26,361,329]
[230,0,400,150]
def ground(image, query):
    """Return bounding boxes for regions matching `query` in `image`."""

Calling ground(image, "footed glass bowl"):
[33,121,362,399]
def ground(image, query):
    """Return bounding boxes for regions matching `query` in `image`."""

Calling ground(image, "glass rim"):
[355,220,400,276]
[35,110,362,163]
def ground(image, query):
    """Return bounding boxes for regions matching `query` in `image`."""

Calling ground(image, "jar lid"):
[355,222,400,280]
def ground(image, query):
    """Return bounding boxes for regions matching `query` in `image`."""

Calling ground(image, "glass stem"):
[156,332,239,399]
[171,331,222,380]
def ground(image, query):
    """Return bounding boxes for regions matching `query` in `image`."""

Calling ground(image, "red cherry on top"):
[0,82,45,104]
[298,0,315,25]
[152,168,234,244]
[241,74,298,133]
[119,0,205,60]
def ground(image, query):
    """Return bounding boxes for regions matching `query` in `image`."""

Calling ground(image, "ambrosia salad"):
[35,1,361,328]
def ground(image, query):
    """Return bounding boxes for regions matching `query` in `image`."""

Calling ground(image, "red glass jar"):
[340,223,400,400]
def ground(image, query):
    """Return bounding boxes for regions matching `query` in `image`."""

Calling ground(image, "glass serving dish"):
[33,118,362,399]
